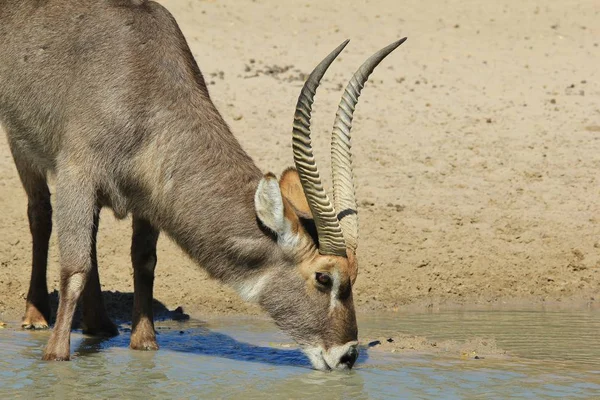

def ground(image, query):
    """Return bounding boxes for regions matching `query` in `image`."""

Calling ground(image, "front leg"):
[42,168,97,361]
[129,217,160,351]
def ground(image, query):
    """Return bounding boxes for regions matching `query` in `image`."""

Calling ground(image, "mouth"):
[302,347,332,371]
[302,341,359,371]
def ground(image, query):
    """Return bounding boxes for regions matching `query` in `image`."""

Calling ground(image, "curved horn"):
[292,40,349,257]
[331,38,407,252]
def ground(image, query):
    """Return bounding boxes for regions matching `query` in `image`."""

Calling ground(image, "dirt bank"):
[1,0,599,323]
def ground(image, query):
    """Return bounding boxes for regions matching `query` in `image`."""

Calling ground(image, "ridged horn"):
[292,40,349,257]
[331,38,407,252]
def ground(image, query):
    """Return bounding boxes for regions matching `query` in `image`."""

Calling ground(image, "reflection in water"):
[1,310,599,399]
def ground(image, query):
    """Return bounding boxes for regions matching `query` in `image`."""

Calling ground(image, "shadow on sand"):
[46,289,190,328]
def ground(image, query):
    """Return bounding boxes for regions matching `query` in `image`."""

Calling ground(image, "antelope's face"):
[254,38,405,370]
[255,170,359,371]
[294,252,359,370]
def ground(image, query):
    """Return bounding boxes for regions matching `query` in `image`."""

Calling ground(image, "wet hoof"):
[42,353,70,361]
[22,321,50,330]
[130,336,159,351]
[22,306,50,330]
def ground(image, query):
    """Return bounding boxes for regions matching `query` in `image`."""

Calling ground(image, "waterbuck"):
[0,0,405,370]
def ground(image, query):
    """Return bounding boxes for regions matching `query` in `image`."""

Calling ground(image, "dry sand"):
[1,0,599,324]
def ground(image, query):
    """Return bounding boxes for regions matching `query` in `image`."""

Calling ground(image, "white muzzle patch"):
[303,341,359,371]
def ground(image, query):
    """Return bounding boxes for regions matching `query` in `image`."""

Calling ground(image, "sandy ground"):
[1,0,599,324]
[362,336,507,359]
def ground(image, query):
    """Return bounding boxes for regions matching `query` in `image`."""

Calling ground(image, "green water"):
[1,310,599,399]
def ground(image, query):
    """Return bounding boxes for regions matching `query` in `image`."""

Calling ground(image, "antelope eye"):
[315,272,332,287]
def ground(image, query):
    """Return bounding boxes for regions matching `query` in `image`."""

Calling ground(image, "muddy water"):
[1,310,599,399]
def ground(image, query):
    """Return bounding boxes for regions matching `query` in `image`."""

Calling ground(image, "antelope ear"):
[279,168,313,219]
[255,173,299,244]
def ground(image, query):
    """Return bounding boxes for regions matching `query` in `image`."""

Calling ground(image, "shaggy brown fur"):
[0,0,359,369]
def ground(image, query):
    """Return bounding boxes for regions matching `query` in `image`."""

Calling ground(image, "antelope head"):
[254,39,406,371]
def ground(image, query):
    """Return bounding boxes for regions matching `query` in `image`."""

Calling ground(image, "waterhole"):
[1,310,599,399]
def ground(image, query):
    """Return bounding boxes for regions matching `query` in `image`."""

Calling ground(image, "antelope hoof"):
[22,321,49,330]
[130,335,159,351]
[42,352,70,361]
[22,305,50,330]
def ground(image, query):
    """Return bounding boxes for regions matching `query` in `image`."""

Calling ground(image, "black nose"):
[339,346,359,368]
